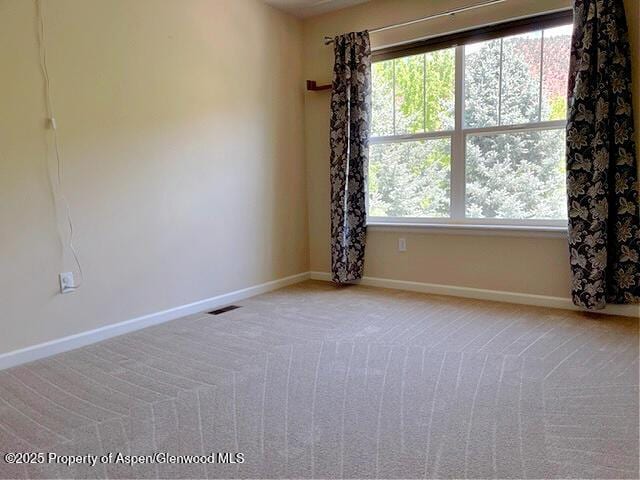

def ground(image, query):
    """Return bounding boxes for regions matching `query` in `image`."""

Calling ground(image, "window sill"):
[366,221,568,238]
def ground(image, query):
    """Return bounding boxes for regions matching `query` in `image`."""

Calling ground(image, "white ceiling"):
[263,0,370,18]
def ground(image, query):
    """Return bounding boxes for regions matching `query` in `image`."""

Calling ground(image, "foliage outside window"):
[368,24,572,226]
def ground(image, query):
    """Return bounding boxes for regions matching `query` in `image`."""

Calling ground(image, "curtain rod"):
[323,0,507,45]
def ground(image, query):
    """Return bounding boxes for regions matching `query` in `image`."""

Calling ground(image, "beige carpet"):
[0,281,638,479]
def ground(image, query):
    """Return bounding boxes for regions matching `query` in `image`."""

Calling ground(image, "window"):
[368,13,573,228]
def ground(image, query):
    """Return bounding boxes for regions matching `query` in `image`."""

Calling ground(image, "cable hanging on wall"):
[36,0,84,291]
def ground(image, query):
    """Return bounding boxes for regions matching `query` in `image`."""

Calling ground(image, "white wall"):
[0,0,309,354]
[1,0,638,355]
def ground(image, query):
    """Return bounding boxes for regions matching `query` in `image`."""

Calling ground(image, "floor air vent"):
[208,305,242,315]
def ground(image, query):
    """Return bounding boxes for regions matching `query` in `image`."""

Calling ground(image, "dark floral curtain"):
[329,31,371,284]
[566,0,640,309]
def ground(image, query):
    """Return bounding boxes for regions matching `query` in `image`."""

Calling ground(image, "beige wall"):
[0,0,308,354]
[1,0,638,354]
[303,0,640,298]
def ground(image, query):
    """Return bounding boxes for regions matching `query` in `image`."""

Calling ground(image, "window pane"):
[371,60,394,136]
[541,25,572,121]
[369,139,451,217]
[464,39,501,128]
[465,129,567,219]
[500,31,542,125]
[425,48,455,131]
[394,55,425,134]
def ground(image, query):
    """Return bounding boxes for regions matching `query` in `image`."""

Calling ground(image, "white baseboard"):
[309,271,639,318]
[2,269,636,370]
[0,272,310,371]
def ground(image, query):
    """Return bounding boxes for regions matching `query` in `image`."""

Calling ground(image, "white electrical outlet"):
[59,272,75,294]
[398,237,407,252]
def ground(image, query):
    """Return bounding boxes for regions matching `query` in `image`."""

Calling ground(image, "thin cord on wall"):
[36,0,84,288]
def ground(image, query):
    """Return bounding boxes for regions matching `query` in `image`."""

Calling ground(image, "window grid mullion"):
[462,119,566,136]
[498,38,503,125]
[423,54,427,133]
[370,130,453,144]
[392,59,396,136]
[370,121,566,145]
[450,45,465,221]
[538,30,545,122]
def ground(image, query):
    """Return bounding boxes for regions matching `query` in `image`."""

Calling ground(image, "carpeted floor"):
[0,280,638,479]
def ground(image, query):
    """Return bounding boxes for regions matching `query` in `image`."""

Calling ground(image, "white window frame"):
[367,32,570,232]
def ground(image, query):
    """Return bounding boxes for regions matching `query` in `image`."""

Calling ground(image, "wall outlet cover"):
[398,237,407,252]
[59,272,75,294]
